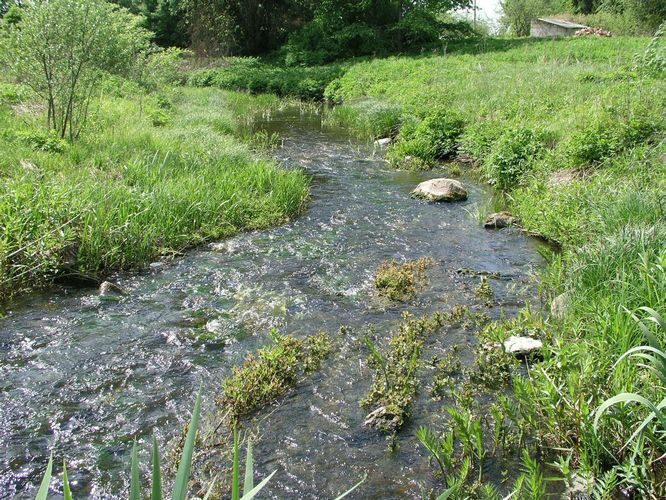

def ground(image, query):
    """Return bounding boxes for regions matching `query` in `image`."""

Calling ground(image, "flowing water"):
[0,108,545,498]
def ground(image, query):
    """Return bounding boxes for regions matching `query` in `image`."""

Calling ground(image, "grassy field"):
[0,84,309,300]
[319,36,666,495]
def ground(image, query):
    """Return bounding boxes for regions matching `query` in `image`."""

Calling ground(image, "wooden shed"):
[530,18,588,38]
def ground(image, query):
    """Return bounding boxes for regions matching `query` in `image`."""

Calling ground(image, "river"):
[0,107,544,498]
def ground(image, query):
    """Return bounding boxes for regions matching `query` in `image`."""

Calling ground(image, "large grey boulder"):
[374,137,392,147]
[411,178,468,202]
[504,336,543,356]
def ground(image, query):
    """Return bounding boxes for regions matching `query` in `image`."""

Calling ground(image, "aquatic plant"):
[361,312,444,432]
[373,257,432,302]
[218,331,331,423]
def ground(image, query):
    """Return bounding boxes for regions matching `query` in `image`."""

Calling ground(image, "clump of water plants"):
[218,330,331,423]
[374,257,432,302]
[475,276,494,303]
[361,312,444,432]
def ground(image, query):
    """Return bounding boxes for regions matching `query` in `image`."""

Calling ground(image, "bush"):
[16,129,68,153]
[387,109,464,168]
[483,127,544,190]
[565,116,657,167]
[459,121,503,160]
[188,59,345,100]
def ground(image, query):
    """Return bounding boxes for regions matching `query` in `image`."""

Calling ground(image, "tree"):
[1,0,151,141]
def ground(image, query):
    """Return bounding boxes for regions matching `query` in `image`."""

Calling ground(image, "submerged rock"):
[551,292,570,320]
[363,406,400,432]
[484,211,517,229]
[374,137,392,147]
[411,178,468,202]
[503,335,543,356]
[99,281,126,296]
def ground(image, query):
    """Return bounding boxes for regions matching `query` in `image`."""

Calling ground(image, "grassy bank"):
[0,85,309,300]
[321,36,666,494]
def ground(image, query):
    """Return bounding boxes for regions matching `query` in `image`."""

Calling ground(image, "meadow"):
[0,84,309,300]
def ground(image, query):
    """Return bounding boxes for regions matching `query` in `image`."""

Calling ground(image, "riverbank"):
[0,85,309,300]
[192,35,666,495]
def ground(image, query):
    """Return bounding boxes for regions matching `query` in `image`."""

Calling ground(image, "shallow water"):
[0,108,544,498]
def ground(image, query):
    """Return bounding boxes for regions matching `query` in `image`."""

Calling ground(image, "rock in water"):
[374,137,392,147]
[484,211,516,229]
[99,281,126,296]
[504,336,543,356]
[411,178,468,202]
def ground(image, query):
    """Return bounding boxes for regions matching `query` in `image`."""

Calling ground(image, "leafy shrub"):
[565,116,657,167]
[0,82,25,105]
[16,129,68,153]
[459,121,503,160]
[387,109,464,168]
[483,127,544,190]
[188,60,345,100]
[634,21,666,76]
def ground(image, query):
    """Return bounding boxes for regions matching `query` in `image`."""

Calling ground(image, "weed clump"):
[564,116,657,168]
[362,312,444,432]
[374,257,432,302]
[218,331,331,423]
[483,127,545,191]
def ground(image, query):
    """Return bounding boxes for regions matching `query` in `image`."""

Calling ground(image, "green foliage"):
[387,109,464,168]
[374,257,432,301]
[1,0,152,140]
[634,21,666,76]
[499,0,568,36]
[595,307,666,455]
[15,129,68,153]
[483,127,544,190]
[188,60,345,100]
[282,0,473,65]
[218,331,331,423]
[563,115,656,168]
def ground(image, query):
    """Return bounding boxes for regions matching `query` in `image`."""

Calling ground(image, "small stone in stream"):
[503,335,543,356]
[484,211,516,229]
[99,281,126,296]
[551,292,570,320]
[363,406,400,432]
[149,262,164,271]
[374,137,392,147]
[411,178,468,202]
[205,319,224,334]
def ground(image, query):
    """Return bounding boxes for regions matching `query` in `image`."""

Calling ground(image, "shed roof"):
[536,18,588,29]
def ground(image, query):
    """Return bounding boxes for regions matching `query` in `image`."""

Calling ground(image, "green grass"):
[0,85,309,299]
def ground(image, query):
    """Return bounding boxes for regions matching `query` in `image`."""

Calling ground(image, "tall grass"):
[0,86,309,299]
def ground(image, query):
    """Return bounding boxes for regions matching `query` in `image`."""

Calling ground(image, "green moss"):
[374,257,432,302]
[218,331,331,423]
